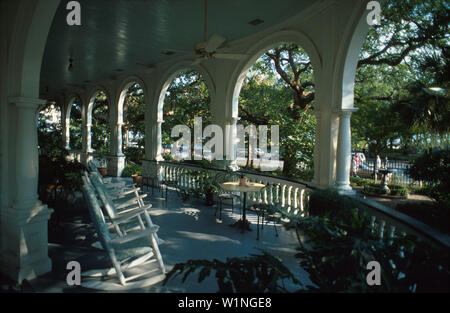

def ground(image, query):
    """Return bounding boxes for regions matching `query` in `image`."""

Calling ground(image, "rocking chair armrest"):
[102,177,113,184]
[112,207,149,224]
[116,187,141,198]
[117,203,152,215]
[105,181,126,188]
[109,226,159,246]
[114,194,147,209]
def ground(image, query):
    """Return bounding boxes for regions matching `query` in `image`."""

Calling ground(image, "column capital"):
[9,97,47,109]
[226,117,240,124]
[338,108,358,118]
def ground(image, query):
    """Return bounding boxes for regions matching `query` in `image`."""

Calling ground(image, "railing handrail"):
[349,194,450,248]
[145,159,313,189]
[146,160,449,249]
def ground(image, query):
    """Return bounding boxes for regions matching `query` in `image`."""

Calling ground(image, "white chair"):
[87,160,134,194]
[86,172,163,244]
[81,177,166,290]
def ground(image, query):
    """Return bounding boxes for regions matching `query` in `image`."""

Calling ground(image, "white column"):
[312,109,321,185]
[64,122,70,150]
[225,117,239,170]
[107,121,126,177]
[142,117,164,181]
[335,109,356,193]
[116,122,124,156]
[62,103,71,151]
[0,97,53,283]
[311,108,339,187]
[81,97,93,165]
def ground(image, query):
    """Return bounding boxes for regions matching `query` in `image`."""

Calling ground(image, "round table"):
[220,182,266,232]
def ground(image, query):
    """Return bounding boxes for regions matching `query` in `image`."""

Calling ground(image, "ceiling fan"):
[169,0,248,64]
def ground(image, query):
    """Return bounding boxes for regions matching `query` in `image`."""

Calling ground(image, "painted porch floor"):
[28,186,312,293]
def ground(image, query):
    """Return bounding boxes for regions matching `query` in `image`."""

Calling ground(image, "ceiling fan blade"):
[204,34,226,53]
[214,53,248,60]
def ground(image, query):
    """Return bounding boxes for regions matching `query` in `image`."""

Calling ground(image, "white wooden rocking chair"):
[80,178,166,290]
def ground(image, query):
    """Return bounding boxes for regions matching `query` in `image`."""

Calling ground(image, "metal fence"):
[356,158,417,185]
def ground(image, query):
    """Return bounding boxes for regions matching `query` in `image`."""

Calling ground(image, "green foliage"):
[163,250,300,293]
[307,189,371,218]
[123,146,144,165]
[362,182,408,197]
[68,100,83,150]
[353,0,450,154]
[162,70,211,152]
[395,201,449,235]
[121,163,142,177]
[239,45,316,178]
[91,91,111,153]
[407,148,450,205]
[288,189,450,292]
[163,153,174,162]
[37,104,85,192]
[38,155,85,192]
[350,176,373,188]
[123,83,146,147]
[178,188,191,202]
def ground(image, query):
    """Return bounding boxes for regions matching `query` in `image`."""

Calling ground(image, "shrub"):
[121,163,142,177]
[163,250,300,293]
[350,177,373,188]
[123,146,144,164]
[396,201,449,235]
[388,184,408,197]
[289,189,450,292]
[362,182,408,197]
[163,153,174,162]
[308,189,371,218]
[407,148,450,206]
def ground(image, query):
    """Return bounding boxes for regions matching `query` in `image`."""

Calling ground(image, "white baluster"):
[300,188,305,214]
[293,187,298,209]
[370,216,376,234]
[379,220,386,241]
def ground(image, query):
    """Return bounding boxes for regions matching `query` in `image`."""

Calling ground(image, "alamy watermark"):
[366,261,382,286]
[66,261,81,286]
[367,1,381,26]
[67,1,381,27]
[170,117,280,171]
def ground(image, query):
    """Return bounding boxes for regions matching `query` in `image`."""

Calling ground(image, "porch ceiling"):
[40,0,314,98]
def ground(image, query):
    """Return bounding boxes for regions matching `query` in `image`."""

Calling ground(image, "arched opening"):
[67,97,82,151]
[236,43,316,180]
[160,69,212,162]
[37,101,62,158]
[88,90,111,155]
[120,82,145,163]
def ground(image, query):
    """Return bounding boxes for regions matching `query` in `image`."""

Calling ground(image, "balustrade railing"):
[159,161,311,214]
[154,161,449,249]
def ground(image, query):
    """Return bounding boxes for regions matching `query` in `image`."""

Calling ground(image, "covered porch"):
[2,0,447,290]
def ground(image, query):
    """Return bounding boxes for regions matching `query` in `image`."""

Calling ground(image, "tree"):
[162,70,211,157]
[352,0,450,155]
[91,91,110,154]
[239,45,316,178]
[69,100,83,150]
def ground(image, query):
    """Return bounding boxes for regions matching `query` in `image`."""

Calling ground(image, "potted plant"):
[131,166,143,187]
[201,174,218,206]
[97,159,108,176]
[179,188,190,203]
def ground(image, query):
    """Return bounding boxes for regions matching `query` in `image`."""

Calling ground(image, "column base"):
[0,202,53,283]
[107,155,126,177]
[334,182,356,195]
[142,160,163,182]
[80,152,94,166]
